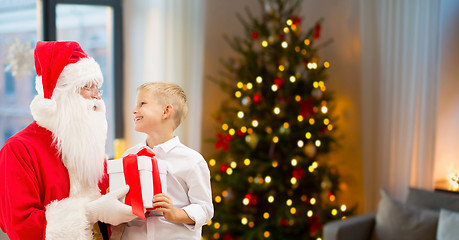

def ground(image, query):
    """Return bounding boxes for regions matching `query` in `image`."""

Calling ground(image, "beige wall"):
[202,0,365,213]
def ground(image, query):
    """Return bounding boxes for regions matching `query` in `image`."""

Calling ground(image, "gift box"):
[107,155,167,209]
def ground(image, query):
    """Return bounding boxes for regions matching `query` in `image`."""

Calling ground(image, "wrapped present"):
[107,149,167,219]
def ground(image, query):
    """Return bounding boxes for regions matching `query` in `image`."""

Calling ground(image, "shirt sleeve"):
[182,158,214,231]
[0,140,47,239]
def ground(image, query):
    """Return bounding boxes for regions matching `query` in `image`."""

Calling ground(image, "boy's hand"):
[153,193,194,224]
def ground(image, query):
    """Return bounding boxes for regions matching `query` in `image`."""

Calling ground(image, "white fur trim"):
[45,198,92,240]
[30,95,57,131]
[59,57,103,89]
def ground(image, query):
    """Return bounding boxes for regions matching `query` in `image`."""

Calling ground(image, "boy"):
[120,82,213,239]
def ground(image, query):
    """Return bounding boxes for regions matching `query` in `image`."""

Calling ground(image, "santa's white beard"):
[33,92,108,195]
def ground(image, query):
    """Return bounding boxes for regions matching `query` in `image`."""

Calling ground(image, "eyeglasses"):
[82,85,103,96]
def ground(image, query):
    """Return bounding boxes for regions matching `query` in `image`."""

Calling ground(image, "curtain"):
[123,0,205,151]
[360,0,441,211]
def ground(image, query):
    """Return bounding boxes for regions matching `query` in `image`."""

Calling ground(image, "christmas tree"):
[204,0,353,239]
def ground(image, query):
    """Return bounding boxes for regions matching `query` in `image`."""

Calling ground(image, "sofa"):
[323,188,459,240]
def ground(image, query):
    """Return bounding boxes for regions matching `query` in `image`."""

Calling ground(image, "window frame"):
[41,0,124,139]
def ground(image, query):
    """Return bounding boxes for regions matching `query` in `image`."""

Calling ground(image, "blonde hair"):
[138,81,188,129]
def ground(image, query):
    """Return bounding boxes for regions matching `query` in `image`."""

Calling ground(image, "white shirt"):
[120,137,214,240]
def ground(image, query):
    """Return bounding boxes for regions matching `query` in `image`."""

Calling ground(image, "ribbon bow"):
[123,148,162,219]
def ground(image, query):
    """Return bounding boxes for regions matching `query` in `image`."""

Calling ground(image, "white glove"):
[86,185,138,226]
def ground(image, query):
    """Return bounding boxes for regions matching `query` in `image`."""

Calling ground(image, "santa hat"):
[30,41,104,127]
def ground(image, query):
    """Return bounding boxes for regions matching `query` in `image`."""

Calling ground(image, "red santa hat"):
[30,41,104,126]
[33,41,103,99]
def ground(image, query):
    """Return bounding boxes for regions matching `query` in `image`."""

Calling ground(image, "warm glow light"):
[309,118,315,125]
[304,39,310,45]
[307,210,313,217]
[244,158,251,166]
[297,140,304,147]
[290,207,296,214]
[252,120,259,127]
[272,136,279,143]
[291,158,298,166]
[286,199,292,206]
[289,76,296,82]
[297,115,304,122]
[331,209,338,216]
[324,61,330,68]
[329,194,336,202]
[341,204,347,211]
[281,41,288,48]
[328,124,334,131]
[324,118,330,125]
[263,212,270,219]
[272,161,278,168]
[283,122,289,129]
[247,82,253,89]
[286,19,292,26]
[283,27,290,33]
[268,196,275,203]
[243,198,249,205]
[222,123,229,131]
[273,107,280,115]
[295,95,301,101]
[315,140,321,147]
[264,231,270,238]
[305,132,311,139]
[230,161,237,168]
[262,40,268,47]
[237,82,243,89]
[310,198,316,205]
[229,128,235,136]
[256,76,263,83]
[209,159,216,166]
[449,173,459,191]
[271,84,278,92]
[241,217,248,225]
[235,91,242,98]
[237,111,244,118]
[321,106,328,114]
[265,176,271,183]
[241,126,247,132]
[278,65,285,71]
[290,177,297,184]
[214,222,220,229]
[215,196,222,203]
[226,168,233,175]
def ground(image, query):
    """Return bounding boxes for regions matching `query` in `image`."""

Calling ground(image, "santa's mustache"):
[83,98,105,112]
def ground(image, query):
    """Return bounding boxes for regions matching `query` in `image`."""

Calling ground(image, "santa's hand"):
[86,185,137,225]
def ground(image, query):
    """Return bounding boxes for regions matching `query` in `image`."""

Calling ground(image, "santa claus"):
[0,41,136,240]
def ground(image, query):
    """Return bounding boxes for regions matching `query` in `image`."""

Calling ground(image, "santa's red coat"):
[0,122,108,239]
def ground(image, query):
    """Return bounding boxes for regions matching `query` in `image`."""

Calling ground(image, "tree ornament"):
[304,141,317,157]
[314,23,322,39]
[253,93,262,104]
[251,32,259,39]
[245,133,259,149]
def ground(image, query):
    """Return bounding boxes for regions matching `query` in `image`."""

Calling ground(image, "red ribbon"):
[123,148,162,219]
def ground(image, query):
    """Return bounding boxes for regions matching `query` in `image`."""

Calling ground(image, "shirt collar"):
[142,136,180,154]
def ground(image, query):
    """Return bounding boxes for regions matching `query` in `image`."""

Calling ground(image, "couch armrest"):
[323,212,376,240]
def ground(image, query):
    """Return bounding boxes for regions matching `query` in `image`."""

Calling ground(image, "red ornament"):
[279,218,288,227]
[253,93,262,104]
[292,168,305,180]
[313,23,321,39]
[308,214,322,235]
[223,232,238,240]
[299,98,315,118]
[279,33,285,39]
[236,129,245,137]
[292,16,301,25]
[274,78,284,88]
[251,32,259,39]
[220,164,230,173]
[244,193,258,205]
[215,133,232,151]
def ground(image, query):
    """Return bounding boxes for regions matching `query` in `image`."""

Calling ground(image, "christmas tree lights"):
[204,0,353,239]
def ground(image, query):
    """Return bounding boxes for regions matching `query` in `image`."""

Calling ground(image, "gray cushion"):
[371,189,439,240]
[437,208,459,240]
[406,187,459,212]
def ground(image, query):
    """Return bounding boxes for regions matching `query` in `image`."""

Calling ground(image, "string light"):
[256,76,263,83]
[237,82,244,88]
[263,212,270,219]
[229,128,235,135]
[304,39,310,45]
[324,61,330,68]
[235,91,242,98]
[241,217,248,225]
[215,196,222,203]
[297,140,304,147]
[315,140,321,147]
[281,41,288,48]
[290,177,297,184]
[286,199,292,206]
[237,111,244,118]
[305,132,311,139]
[297,115,304,122]
[265,176,271,183]
[307,210,313,217]
[244,158,251,166]
[291,158,297,166]
[321,106,328,114]
[341,204,347,211]
[289,76,296,82]
[286,19,292,26]
[278,65,285,71]
[252,120,259,127]
[310,198,316,205]
[268,195,275,203]
[209,159,216,166]
[273,107,280,115]
[247,82,253,89]
[283,27,290,33]
[262,40,268,47]
[230,161,237,168]
[271,84,278,92]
